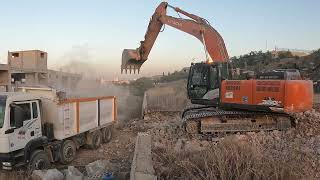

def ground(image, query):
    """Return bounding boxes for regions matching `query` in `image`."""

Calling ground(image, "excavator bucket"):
[121,49,145,74]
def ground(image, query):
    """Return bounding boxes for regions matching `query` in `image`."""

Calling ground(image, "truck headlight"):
[2,162,11,166]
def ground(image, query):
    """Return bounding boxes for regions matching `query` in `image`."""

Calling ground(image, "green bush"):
[278,51,293,59]
[159,71,188,83]
[129,77,155,96]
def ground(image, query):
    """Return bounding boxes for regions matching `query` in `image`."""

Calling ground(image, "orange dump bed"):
[221,80,313,113]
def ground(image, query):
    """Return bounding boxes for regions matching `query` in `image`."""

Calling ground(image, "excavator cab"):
[187,62,230,106]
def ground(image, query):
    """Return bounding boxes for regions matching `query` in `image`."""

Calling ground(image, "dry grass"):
[153,138,310,180]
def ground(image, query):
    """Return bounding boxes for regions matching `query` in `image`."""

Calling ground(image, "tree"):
[278,51,293,59]
[129,77,155,96]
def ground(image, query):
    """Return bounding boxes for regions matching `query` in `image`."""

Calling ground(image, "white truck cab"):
[0,91,116,171]
[0,93,43,170]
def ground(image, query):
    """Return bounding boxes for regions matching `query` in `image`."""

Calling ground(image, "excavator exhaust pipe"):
[121,49,145,74]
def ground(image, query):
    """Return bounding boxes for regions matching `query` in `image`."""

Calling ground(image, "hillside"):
[230,49,320,80]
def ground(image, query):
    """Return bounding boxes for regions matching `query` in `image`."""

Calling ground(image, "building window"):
[12,53,19,58]
[11,73,26,83]
[40,52,45,58]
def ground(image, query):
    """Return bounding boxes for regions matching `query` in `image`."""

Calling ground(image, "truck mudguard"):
[24,136,48,162]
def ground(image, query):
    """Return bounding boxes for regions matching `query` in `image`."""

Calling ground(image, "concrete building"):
[2,50,82,91]
[272,48,311,58]
[0,64,11,91]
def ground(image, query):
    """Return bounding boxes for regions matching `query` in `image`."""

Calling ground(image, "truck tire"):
[86,130,102,149]
[28,150,50,172]
[59,140,77,164]
[102,126,112,143]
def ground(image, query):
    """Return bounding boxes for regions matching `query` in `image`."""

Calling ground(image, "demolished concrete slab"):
[65,166,83,180]
[142,80,190,116]
[32,169,64,180]
[130,133,156,180]
[85,159,116,178]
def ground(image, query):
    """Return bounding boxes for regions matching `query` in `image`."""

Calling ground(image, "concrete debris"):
[314,103,320,112]
[117,171,130,180]
[85,160,115,177]
[234,134,248,142]
[184,140,205,152]
[173,139,184,152]
[31,165,115,180]
[32,169,64,180]
[130,133,156,180]
[211,137,221,142]
[142,80,190,114]
[172,138,209,152]
[65,166,83,180]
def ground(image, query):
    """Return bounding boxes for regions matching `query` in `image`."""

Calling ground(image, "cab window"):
[209,66,218,89]
[32,102,38,119]
[190,66,208,86]
[10,102,31,127]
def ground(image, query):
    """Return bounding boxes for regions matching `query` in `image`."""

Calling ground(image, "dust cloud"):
[50,45,144,122]
[67,79,143,122]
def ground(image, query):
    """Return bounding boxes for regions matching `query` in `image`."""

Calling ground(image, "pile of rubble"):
[147,110,320,179]
[18,105,319,180]
[313,103,320,112]
[32,160,129,180]
[294,109,320,136]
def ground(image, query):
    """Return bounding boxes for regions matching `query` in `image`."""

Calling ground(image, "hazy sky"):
[0,0,319,78]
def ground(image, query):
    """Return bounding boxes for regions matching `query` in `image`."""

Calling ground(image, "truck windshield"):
[0,96,6,128]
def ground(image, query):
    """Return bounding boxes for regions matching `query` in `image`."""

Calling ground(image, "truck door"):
[8,101,42,152]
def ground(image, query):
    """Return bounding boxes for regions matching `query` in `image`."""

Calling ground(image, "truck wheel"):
[59,140,77,164]
[86,131,102,149]
[102,126,112,143]
[28,150,50,172]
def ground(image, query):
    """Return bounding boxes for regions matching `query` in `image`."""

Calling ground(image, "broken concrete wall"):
[8,50,47,71]
[130,133,156,180]
[142,80,190,115]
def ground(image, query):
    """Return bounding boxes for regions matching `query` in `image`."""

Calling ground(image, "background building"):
[0,50,82,91]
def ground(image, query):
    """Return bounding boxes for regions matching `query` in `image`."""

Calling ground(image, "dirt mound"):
[293,110,320,136]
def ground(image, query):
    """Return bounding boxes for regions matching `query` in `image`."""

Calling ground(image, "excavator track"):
[182,106,293,136]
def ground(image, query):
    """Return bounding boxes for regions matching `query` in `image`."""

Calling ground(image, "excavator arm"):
[121,2,229,74]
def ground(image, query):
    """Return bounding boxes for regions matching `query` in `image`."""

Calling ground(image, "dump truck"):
[0,87,116,170]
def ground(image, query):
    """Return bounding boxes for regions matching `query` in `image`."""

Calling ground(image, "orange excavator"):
[122,2,314,135]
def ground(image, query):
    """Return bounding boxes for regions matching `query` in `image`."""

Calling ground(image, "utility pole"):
[265,40,268,51]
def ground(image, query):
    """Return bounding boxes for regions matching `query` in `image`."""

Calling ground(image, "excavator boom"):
[121,2,229,74]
